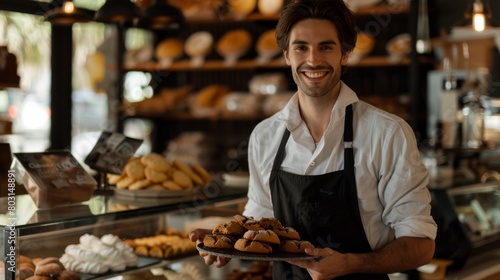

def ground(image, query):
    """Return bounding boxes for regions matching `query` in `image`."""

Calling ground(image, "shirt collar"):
[278,82,359,131]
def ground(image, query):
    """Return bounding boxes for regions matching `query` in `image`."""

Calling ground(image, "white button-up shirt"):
[243,82,437,250]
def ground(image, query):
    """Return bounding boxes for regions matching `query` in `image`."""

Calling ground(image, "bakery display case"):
[430,181,500,270]
[0,183,247,279]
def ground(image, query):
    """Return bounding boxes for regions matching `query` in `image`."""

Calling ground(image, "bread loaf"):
[212,221,247,236]
[272,226,300,240]
[243,230,280,245]
[203,234,236,249]
[234,239,273,254]
[233,214,263,230]
[279,240,315,253]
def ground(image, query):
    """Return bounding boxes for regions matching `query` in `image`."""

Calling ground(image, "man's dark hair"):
[275,0,357,55]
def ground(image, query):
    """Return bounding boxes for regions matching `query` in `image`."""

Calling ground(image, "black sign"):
[84,131,143,175]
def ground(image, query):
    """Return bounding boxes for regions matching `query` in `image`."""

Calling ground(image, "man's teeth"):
[304,72,327,78]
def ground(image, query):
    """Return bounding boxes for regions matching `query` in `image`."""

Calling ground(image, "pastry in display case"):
[430,181,500,270]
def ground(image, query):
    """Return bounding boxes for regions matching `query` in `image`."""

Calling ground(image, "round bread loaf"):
[203,234,236,249]
[173,160,204,186]
[256,29,279,56]
[185,31,213,57]
[216,29,252,57]
[212,221,247,236]
[35,262,63,276]
[172,170,193,189]
[272,226,300,240]
[243,229,280,245]
[234,239,273,254]
[233,214,263,231]
[279,240,314,253]
[19,263,35,279]
[258,217,282,230]
[125,159,146,181]
[192,163,212,184]
[140,153,171,172]
[156,38,184,60]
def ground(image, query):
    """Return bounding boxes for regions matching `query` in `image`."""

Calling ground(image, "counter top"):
[446,247,500,280]
[0,183,248,236]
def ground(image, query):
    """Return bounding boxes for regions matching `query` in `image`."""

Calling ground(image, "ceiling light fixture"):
[136,0,184,30]
[472,0,486,32]
[461,0,495,32]
[44,0,93,25]
[94,0,142,25]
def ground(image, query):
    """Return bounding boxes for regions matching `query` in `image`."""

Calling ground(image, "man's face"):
[284,19,349,98]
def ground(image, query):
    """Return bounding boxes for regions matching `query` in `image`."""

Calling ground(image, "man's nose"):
[306,49,323,66]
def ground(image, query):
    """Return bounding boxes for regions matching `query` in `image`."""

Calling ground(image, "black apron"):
[270,105,389,280]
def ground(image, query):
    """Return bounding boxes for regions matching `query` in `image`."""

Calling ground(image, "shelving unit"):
[120,3,433,162]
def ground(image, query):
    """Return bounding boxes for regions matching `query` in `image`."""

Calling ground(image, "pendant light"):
[471,0,487,32]
[457,0,496,32]
[136,0,184,30]
[94,0,142,25]
[44,0,93,25]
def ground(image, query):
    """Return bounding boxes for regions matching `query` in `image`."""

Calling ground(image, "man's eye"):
[294,46,307,51]
[321,45,333,50]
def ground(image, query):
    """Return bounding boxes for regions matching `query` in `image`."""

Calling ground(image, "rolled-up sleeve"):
[243,129,274,219]
[379,120,437,240]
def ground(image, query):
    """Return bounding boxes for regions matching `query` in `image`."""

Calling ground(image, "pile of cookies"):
[124,228,197,259]
[203,215,314,254]
[107,152,211,191]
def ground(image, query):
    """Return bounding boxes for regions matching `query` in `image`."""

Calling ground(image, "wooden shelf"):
[125,55,434,73]
[184,4,410,24]
[125,111,265,122]
[356,4,409,15]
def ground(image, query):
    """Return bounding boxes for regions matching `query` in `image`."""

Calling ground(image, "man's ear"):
[283,49,291,66]
[341,51,350,66]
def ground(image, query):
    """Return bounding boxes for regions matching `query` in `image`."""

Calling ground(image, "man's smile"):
[302,71,329,79]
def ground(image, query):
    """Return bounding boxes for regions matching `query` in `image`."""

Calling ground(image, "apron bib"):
[270,105,389,280]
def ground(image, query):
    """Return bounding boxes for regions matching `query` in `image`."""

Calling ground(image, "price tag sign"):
[84,131,143,175]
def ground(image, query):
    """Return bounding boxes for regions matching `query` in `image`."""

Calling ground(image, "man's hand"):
[189,228,231,267]
[287,247,349,280]
[287,237,435,279]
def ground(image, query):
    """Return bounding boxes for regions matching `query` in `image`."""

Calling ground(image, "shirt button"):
[310,161,315,166]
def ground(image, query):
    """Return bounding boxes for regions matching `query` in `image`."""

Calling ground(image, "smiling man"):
[190,0,437,279]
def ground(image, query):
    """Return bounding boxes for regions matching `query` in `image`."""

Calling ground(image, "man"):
[190,0,437,279]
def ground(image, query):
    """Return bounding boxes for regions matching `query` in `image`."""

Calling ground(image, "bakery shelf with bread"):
[125,55,433,73]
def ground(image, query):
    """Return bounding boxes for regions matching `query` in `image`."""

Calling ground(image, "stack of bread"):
[124,228,196,259]
[107,152,212,191]
[203,215,314,254]
[18,255,80,280]
[59,234,138,275]
[189,84,231,118]
[121,85,192,117]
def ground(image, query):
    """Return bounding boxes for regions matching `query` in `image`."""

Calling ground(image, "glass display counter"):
[0,184,247,280]
[430,181,500,270]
